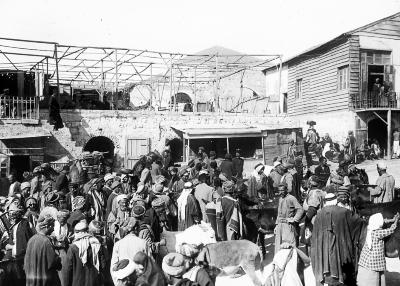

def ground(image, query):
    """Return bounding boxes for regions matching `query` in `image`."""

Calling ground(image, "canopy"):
[172,125,262,139]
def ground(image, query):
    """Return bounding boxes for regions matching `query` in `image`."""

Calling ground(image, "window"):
[337,65,349,90]
[295,79,303,98]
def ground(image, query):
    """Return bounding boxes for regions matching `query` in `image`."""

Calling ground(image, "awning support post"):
[387,109,392,159]
[262,136,265,164]
[226,137,230,154]
[186,138,190,164]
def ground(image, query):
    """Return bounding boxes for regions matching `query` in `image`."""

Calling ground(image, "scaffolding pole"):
[54,44,60,102]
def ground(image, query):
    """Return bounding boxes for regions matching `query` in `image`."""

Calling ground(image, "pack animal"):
[196,240,264,286]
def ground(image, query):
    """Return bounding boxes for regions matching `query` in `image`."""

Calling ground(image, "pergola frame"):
[0,36,282,111]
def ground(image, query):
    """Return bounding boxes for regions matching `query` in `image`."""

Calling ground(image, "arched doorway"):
[368,118,387,153]
[170,92,193,112]
[83,136,115,160]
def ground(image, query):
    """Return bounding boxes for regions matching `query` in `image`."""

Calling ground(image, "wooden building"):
[264,12,400,157]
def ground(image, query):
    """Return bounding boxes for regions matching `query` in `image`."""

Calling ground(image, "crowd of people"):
[0,135,398,286]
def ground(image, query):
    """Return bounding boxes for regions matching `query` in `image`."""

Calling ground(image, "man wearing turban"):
[2,203,35,286]
[24,215,61,286]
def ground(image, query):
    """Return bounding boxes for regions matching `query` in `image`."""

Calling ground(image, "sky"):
[1,0,400,59]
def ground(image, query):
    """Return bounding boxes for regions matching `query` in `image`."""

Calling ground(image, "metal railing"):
[350,92,399,110]
[0,95,39,120]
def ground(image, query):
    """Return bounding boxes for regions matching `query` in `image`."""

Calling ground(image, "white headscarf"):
[366,213,384,249]
[177,183,192,222]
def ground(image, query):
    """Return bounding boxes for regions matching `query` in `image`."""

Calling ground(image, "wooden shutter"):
[125,138,150,169]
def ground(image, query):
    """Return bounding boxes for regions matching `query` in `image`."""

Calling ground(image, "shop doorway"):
[9,155,30,182]
[368,118,387,153]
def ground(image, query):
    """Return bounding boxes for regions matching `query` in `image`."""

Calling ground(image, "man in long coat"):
[274,183,303,254]
[64,220,105,286]
[177,182,201,231]
[24,215,61,286]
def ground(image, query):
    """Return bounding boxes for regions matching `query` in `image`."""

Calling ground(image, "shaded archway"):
[83,136,115,160]
[368,118,386,153]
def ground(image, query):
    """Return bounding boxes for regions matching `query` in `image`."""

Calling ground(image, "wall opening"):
[368,118,387,153]
[168,138,183,163]
[83,136,115,160]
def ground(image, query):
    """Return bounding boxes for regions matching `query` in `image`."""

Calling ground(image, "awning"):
[0,127,51,140]
[172,126,262,139]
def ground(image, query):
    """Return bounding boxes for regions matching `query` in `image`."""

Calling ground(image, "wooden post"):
[170,56,174,112]
[150,63,153,109]
[278,57,283,113]
[114,49,118,110]
[226,137,230,154]
[54,44,60,103]
[215,54,219,112]
[387,109,392,159]
[194,68,197,112]
[100,59,104,102]
[182,138,186,162]
[262,135,265,164]
[187,138,190,164]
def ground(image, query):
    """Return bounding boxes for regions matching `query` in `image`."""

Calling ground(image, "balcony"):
[350,92,399,110]
[0,95,39,123]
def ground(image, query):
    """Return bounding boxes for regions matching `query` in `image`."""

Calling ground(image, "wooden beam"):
[387,109,392,159]
[226,137,230,154]
[373,111,387,125]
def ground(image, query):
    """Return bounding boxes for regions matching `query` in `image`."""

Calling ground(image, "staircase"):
[40,120,83,159]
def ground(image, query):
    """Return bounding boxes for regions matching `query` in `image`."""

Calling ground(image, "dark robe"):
[134,254,166,286]
[143,207,162,242]
[106,192,118,220]
[232,157,244,179]
[219,160,233,180]
[64,244,105,286]
[55,173,69,194]
[4,218,35,286]
[24,233,61,286]
[311,206,365,286]
[178,194,201,231]
[48,95,64,130]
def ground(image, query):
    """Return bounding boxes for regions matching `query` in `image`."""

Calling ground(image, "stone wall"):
[40,109,298,166]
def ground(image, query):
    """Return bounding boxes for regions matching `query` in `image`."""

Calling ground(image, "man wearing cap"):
[336,186,352,210]
[281,160,300,202]
[20,181,31,200]
[106,181,122,220]
[177,182,201,231]
[8,174,21,197]
[24,197,39,228]
[68,196,87,229]
[111,217,151,284]
[87,177,106,221]
[111,259,137,286]
[103,173,115,199]
[65,220,105,286]
[40,192,60,219]
[1,203,34,286]
[369,162,395,203]
[30,167,42,199]
[315,157,330,186]
[24,215,61,286]
[217,180,243,240]
[194,173,214,223]
[108,194,130,238]
[162,252,191,285]
[274,183,303,254]
[232,149,244,179]
[66,182,83,211]
[302,175,326,254]
[287,139,297,160]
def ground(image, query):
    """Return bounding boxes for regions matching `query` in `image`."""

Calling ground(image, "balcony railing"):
[0,96,39,121]
[350,92,399,110]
